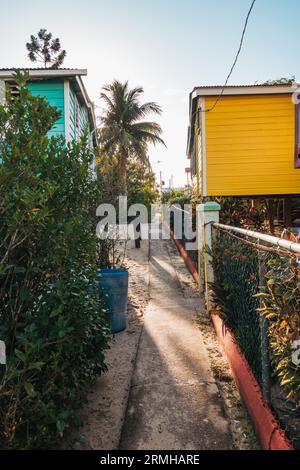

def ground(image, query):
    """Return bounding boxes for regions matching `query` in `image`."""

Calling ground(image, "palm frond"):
[100,92,114,112]
[130,122,166,147]
[99,80,165,184]
[127,86,144,103]
[137,102,162,118]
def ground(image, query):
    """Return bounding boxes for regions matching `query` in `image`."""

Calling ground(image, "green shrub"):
[97,154,159,210]
[257,255,300,401]
[127,160,159,211]
[211,197,266,230]
[162,187,192,207]
[0,72,110,448]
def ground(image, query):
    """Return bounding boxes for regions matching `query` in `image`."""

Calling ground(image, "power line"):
[202,0,257,113]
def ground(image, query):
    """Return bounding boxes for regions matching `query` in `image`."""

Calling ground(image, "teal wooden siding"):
[27,80,93,145]
[27,80,65,139]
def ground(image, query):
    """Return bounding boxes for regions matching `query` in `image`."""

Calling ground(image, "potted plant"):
[96,231,128,333]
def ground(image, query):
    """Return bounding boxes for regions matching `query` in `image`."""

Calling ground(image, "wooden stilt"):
[267,199,275,234]
[284,198,292,228]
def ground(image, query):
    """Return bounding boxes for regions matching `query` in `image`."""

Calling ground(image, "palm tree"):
[99,80,165,194]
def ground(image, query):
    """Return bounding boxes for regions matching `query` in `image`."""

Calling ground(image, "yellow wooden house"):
[187,84,300,198]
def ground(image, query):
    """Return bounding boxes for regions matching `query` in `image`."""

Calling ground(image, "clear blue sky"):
[1,0,299,186]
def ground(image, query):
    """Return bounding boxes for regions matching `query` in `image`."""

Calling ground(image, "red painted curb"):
[212,313,293,451]
[168,227,199,286]
[167,225,293,451]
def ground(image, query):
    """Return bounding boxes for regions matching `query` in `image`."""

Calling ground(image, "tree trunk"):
[284,198,292,228]
[119,151,127,196]
[135,223,141,249]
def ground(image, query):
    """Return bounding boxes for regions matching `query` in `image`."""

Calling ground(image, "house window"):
[295,104,300,168]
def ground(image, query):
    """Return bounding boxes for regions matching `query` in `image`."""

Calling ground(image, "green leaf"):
[50,304,64,318]
[14,266,27,274]
[56,420,66,434]
[27,361,45,371]
[281,378,293,386]
[20,287,30,301]
[24,383,37,398]
[15,349,26,362]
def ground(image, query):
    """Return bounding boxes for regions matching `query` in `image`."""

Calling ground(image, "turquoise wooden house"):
[0,68,97,146]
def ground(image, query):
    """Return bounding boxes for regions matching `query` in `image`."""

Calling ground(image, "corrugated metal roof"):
[0,67,81,71]
[190,83,298,99]
[192,84,296,92]
[0,69,87,79]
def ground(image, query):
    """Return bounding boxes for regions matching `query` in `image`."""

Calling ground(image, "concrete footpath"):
[119,236,233,450]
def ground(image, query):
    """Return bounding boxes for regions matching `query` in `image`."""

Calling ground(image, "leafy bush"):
[211,197,266,230]
[127,160,159,211]
[97,154,159,209]
[258,255,300,401]
[0,72,110,448]
[162,187,192,207]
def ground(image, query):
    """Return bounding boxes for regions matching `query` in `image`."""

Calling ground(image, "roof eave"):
[0,69,87,79]
[191,84,299,99]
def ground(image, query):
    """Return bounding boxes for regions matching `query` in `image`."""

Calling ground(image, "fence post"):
[197,202,221,302]
[258,246,271,403]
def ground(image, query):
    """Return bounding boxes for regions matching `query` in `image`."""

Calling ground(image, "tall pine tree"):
[26,29,66,69]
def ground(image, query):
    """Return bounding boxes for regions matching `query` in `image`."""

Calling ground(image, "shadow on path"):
[119,238,232,450]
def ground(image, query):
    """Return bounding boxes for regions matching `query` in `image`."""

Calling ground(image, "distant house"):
[0,68,97,147]
[187,84,300,198]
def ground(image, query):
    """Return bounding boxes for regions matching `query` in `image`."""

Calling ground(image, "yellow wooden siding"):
[204,94,299,196]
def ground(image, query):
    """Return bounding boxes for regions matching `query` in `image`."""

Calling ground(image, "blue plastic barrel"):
[97,269,128,333]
